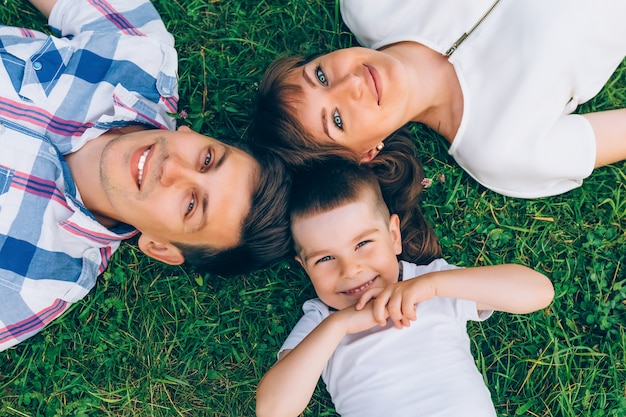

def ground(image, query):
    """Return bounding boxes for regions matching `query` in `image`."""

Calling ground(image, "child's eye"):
[315,255,333,265]
[356,240,370,249]
[315,65,328,85]
[332,109,343,131]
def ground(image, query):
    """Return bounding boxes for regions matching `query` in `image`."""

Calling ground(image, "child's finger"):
[372,294,391,324]
[356,287,383,310]
[402,299,418,321]
[385,292,403,323]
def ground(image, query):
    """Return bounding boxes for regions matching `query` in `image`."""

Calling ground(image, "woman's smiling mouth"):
[364,65,381,105]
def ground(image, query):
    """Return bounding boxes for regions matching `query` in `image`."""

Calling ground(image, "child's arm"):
[357,264,554,327]
[256,302,387,417]
[28,0,57,18]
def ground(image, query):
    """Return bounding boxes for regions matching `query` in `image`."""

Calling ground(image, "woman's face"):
[287,47,412,160]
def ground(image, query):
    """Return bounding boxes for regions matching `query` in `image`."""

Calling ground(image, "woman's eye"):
[202,151,211,170]
[315,65,328,85]
[187,196,195,215]
[332,109,343,131]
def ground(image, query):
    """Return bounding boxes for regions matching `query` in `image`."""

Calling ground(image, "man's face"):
[99,126,258,261]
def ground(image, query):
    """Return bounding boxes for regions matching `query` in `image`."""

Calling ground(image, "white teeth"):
[137,148,150,186]
[344,278,376,294]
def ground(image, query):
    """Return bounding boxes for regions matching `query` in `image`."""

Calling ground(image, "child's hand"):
[336,300,389,335]
[362,276,437,328]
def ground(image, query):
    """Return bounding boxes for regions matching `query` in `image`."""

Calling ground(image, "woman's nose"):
[334,73,362,101]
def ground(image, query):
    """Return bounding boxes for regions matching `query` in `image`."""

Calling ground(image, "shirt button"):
[49,146,56,155]
[86,251,99,262]
[33,62,43,70]
[162,87,171,94]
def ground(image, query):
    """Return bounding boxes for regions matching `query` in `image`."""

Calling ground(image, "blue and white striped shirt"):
[0,0,178,350]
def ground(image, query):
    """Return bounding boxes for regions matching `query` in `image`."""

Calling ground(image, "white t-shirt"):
[341,0,626,198]
[280,259,496,417]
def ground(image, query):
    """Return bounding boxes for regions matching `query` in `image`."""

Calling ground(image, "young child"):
[256,158,554,417]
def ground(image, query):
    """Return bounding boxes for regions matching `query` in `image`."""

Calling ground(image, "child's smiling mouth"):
[342,276,378,296]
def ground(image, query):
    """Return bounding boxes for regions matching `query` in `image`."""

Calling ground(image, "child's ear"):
[389,214,402,255]
[294,255,305,269]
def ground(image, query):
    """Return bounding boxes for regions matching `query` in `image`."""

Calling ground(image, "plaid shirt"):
[0,0,178,351]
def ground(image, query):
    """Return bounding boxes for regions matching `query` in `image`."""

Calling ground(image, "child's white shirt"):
[280,259,497,416]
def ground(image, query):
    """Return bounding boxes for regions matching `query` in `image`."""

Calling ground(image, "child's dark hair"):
[290,153,441,265]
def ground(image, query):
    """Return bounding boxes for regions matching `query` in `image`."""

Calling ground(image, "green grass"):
[1,0,625,416]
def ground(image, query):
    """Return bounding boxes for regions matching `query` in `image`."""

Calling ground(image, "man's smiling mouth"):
[137,147,151,187]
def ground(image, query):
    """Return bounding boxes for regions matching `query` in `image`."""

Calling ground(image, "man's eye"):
[332,109,343,131]
[202,151,211,170]
[315,65,327,85]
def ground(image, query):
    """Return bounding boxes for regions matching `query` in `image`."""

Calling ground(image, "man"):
[0,0,290,351]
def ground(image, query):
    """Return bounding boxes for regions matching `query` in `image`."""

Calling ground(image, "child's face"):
[292,196,402,310]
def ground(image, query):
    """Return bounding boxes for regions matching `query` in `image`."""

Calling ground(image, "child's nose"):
[340,258,362,280]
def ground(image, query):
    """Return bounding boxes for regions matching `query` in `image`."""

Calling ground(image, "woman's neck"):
[383,41,464,143]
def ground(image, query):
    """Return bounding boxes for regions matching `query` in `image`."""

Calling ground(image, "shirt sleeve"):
[0,291,73,351]
[49,0,174,45]
[278,299,329,357]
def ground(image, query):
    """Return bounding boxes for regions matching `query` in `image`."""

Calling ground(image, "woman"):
[252,0,626,198]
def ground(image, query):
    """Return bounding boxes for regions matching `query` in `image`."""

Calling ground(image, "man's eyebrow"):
[191,145,229,233]
[191,194,209,233]
[215,146,229,169]
[302,66,316,88]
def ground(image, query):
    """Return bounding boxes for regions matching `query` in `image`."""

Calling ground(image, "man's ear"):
[360,143,384,162]
[389,213,403,255]
[138,234,185,265]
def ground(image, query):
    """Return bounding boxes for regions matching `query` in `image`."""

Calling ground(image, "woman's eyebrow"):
[302,66,316,88]
[321,111,332,141]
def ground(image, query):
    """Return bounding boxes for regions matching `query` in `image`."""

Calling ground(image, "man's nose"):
[159,155,196,187]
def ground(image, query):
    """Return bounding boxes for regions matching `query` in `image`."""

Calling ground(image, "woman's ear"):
[138,234,185,265]
[360,143,384,162]
[389,213,403,255]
